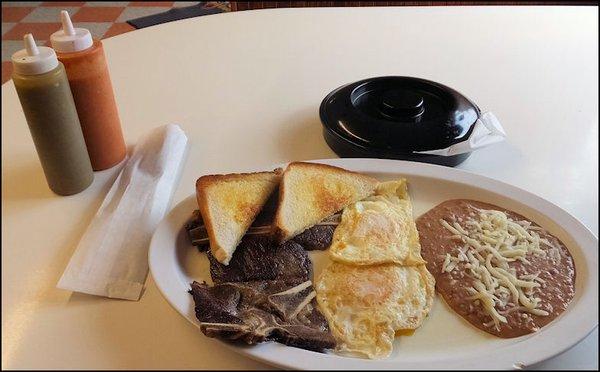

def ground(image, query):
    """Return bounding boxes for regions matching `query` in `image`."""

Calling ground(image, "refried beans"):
[416,199,576,338]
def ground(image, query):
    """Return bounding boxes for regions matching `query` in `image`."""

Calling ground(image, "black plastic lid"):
[319,76,481,166]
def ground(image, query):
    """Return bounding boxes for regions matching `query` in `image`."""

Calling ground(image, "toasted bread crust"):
[195,168,283,189]
[196,183,220,259]
[273,162,379,242]
[195,168,282,264]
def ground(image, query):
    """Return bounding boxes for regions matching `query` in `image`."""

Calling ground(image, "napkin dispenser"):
[319,76,506,167]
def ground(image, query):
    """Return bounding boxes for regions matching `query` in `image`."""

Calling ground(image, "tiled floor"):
[1,1,230,84]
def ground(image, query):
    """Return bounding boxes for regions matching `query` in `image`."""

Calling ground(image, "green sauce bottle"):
[12,33,93,196]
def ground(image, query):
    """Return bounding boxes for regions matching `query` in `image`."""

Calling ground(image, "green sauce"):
[13,63,93,195]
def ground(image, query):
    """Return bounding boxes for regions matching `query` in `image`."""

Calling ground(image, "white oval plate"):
[148,158,598,370]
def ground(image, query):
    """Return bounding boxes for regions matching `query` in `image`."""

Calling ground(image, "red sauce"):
[57,40,126,171]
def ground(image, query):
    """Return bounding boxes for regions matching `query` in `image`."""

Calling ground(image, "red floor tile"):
[129,1,174,6]
[103,22,135,38]
[2,7,35,22]
[2,61,13,85]
[41,2,86,6]
[71,7,124,22]
[3,22,62,41]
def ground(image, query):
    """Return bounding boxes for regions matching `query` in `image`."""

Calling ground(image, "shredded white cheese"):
[439,208,558,329]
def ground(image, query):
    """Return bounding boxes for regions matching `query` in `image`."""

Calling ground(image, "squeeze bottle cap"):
[50,10,93,53]
[11,34,59,75]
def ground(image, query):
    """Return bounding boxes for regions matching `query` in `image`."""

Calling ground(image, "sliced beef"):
[187,187,338,352]
[291,226,336,250]
[185,207,340,252]
[252,188,279,226]
[189,280,336,351]
[290,214,340,251]
[185,210,209,252]
[207,236,312,284]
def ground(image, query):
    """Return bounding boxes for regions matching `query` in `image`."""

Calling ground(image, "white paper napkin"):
[414,112,506,156]
[57,124,188,301]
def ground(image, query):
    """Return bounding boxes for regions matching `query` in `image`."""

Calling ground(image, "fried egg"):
[315,263,435,359]
[329,179,425,266]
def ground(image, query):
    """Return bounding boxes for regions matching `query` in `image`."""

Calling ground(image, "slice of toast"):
[273,162,379,242]
[196,169,282,265]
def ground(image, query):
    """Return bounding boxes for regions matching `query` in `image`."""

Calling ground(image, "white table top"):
[2,6,598,370]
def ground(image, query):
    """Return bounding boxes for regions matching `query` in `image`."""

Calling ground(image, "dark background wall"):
[231,1,598,11]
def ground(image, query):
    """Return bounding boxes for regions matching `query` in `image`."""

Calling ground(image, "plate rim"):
[149,158,598,370]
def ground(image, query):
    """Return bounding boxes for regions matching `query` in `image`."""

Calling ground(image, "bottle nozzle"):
[13,33,58,75]
[50,10,93,53]
[60,10,76,36]
[24,33,39,56]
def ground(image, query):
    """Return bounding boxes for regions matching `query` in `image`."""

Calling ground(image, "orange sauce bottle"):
[50,10,126,171]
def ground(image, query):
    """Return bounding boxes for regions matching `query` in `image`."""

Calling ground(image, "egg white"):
[316,263,435,359]
[329,179,425,266]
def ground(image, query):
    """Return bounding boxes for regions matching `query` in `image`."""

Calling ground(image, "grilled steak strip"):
[189,279,336,351]
[188,188,338,351]
[207,236,312,284]
[186,210,340,251]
